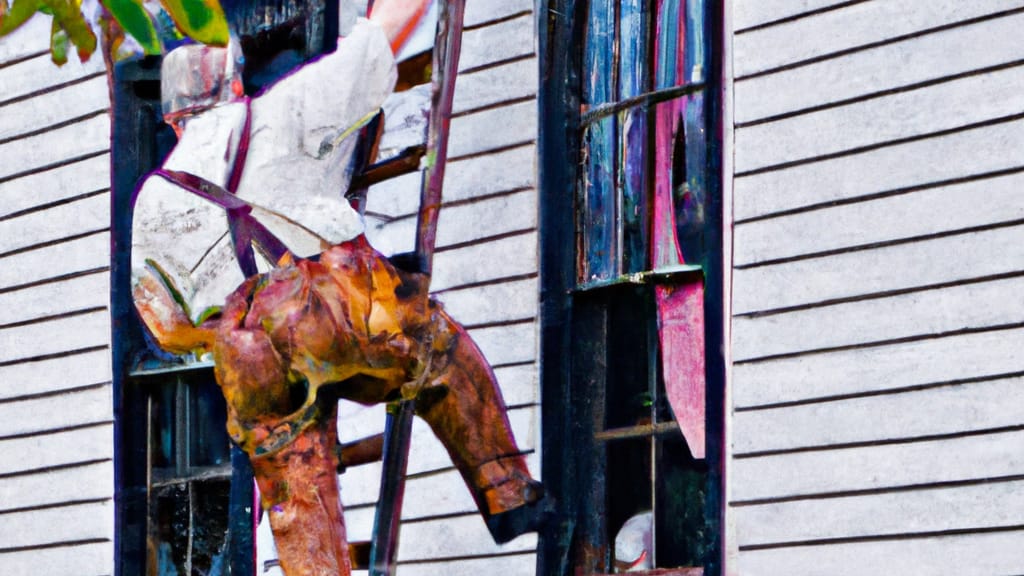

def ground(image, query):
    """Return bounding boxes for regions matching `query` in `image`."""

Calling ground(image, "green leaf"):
[0,0,41,36]
[103,0,160,54]
[158,0,227,46]
[49,16,68,63]
[45,0,97,61]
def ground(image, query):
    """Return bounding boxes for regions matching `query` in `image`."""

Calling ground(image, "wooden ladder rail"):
[336,1,466,574]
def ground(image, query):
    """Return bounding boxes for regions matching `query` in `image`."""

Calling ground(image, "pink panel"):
[656,280,705,459]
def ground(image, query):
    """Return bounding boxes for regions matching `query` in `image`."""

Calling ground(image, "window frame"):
[536,0,727,574]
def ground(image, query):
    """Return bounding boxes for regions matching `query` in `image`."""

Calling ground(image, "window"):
[539,0,723,574]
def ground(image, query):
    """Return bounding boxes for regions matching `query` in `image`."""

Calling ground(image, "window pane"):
[580,115,618,283]
[607,438,654,572]
[618,0,650,274]
[654,435,710,569]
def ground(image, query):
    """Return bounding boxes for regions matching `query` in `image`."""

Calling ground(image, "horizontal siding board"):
[453,57,537,114]
[469,322,537,367]
[369,189,537,255]
[733,0,1022,77]
[0,384,112,439]
[0,192,110,255]
[730,429,1024,503]
[494,363,539,406]
[398,513,536,561]
[448,100,537,159]
[0,541,114,576]
[734,118,1024,221]
[733,326,1024,408]
[733,376,1024,455]
[397,553,536,576]
[0,271,109,328]
[0,77,108,142]
[735,530,1024,576]
[0,48,104,104]
[0,500,113,550]
[0,15,50,65]
[0,461,112,512]
[464,0,533,28]
[733,0,851,31]
[445,145,536,202]
[437,277,538,328]
[735,11,1024,123]
[0,153,110,218]
[0,309,110,365]
[735,480,1024,548]
[0,348,111,401]
[430,231,537,291]
[0,423,112,477]
[458,13,534,73]
[733,224,1024,314]
[735,63,1024,172]
[364,145,536,219]
[734,171,1024,266]
[733,276,1024,361]
[0,112,109,181]
[0,231,110,292]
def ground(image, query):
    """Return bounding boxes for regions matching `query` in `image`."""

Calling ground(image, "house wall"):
[728,2,1024,574]
[334,1,543,574]
[0,15,115,576]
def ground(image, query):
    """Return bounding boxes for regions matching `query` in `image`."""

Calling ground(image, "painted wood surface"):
[733,325,1024,409]
[458,12,534,73]
[734,0,1024,77]
[735,11,1024,124]
[0,17,114,571]
[730,3,1024,572]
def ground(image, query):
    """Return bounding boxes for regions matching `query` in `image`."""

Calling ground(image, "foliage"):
[0,0,227,65]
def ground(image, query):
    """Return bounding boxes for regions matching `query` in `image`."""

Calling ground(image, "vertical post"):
[368,400,416,576]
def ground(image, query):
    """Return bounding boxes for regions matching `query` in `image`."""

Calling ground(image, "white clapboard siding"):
[0,309,110,366]
[0,49,104,103]
[437,277,539,327]
[0,153,110,218]
[734,171,1024,266]
[733,375,1024,455]
[731,428,1024,503]
[0,231,110,292]
[0,500,113,550]
[0,460,113,513]
[733,0,1023,77]
[0,191,110,256]
[0,384,112,439]
[363,145,536,218]
[733,325,1024,409]
[0,270,109,329]
[448,99,538,159]
[368,188,537,255]
[735,479,1024,548]
[735,63,1024,172]
[734,118,1024,222]
[397,552,536,576]
[733,0,849,31]
[0,14,50,63]
[0,112,109,181]
[735,530,1024,576]
[731,4,1024,571]
[0,348,111,401]
[464,0,533,29]
[0,29,114,573]
[0,542,114,576]
[0,422,112,477]
[732,223,1024,315]
[735,11,1024,124]
[458,12,534,73]
[453,56,538,115]
[733,276,1024,361]
[0,77,108,142]
[431,231,538,291]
